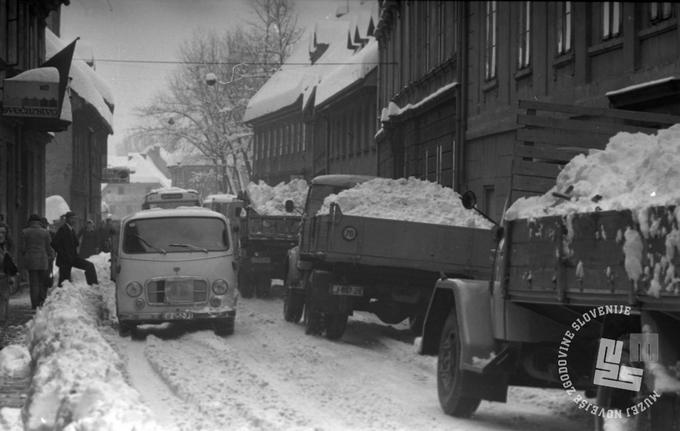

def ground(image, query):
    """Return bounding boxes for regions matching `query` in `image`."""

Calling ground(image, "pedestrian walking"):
[77,219,100,259]
[51,211,99,287]
[100,217,116,253]
[0,222,17,326]
[21,214,54,309]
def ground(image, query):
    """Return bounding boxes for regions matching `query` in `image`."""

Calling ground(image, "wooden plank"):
[518,114,659,135]
[511,174,557,194]
[512,159,563,178]
[516,128,608,150]
[513,140,585,162]
[518,99,680,125]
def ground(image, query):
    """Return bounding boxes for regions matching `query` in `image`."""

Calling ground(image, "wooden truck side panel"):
[310,214,492,278]
[504,206,680,310]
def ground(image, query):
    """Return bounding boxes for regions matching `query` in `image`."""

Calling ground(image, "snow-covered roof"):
[108,153,171,187]
[381,82,459,121]
[6,66,59,82]
[314,38,378,107]
[45,29,114,132]
[605,76,678,97]
[245,2,377,123]
[242,41,312,122]
[131,206,221,221]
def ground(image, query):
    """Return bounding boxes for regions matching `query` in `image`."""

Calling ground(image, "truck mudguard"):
[420,278,495,369]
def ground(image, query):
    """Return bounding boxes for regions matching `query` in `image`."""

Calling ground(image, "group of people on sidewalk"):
[0,212,114,326]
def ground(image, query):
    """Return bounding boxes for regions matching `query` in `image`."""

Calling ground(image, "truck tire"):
[214,316,235,336]
[325,313,347,340]
[437,310,481,418]
[283,289,304,323]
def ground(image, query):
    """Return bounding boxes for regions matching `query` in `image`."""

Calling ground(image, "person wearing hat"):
[51,211,99,287]
[21,214,54,308]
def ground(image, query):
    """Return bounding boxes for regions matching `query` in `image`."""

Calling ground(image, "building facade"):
[374,1,680,221]
[0,0,70,249]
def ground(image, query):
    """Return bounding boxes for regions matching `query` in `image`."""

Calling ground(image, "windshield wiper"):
[134,234,166,254]
[169,243,208,253]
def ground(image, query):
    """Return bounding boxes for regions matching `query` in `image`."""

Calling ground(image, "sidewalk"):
[0,287,34,408]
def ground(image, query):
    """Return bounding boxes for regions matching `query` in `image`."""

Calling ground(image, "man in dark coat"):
[51,211,99,286]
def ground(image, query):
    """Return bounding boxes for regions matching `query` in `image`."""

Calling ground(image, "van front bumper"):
[118,308,235,323]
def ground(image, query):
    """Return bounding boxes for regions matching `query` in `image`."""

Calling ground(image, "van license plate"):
[163,311,194,320]
[331,284,363,296]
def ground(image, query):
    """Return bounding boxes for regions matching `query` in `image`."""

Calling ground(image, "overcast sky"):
[60,0,346,154]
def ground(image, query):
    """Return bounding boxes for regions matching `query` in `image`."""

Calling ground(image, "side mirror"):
[285,199,294,213]
[232,225,240,233]
[239,208,247,220]
[461,191,477,210]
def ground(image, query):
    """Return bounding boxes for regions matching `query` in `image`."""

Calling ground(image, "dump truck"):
[283,174,493,340]
[418,100,680,429]
[237,203,301,298]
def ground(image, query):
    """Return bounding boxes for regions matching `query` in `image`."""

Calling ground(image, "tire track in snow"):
[144,333,315,430]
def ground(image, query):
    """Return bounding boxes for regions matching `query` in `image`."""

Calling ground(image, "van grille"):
[146,278,208,305]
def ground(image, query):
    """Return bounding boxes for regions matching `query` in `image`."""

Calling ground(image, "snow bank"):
[22,253,161,431]
[246,178,308,215]
[0,345,30,378]
[318,177,493,229]
[506,124,680,220]
[45,195,70,223]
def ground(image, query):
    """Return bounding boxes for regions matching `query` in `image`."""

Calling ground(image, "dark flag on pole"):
[41,37,79,114]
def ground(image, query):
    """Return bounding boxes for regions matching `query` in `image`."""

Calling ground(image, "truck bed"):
[502,205,680,310]
[303,214,492,279]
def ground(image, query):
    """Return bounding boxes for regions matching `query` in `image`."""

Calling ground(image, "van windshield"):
[305,185,348,215]
[123,217,229,254]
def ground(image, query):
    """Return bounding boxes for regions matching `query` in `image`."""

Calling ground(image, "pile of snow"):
[0,345,30,378]
[21,253,161,431]
[247,179,308,215]
[318,177,493,229]
[506,125,680,220]
[45,195,70,223]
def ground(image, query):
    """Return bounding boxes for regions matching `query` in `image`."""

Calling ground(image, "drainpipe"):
[456,2,468,191]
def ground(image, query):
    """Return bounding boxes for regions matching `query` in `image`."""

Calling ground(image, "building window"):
[484,1,497,80]
[557,2,572,54]
[650,2,673,23]
[518,1,531,69]
[602,2,622,40]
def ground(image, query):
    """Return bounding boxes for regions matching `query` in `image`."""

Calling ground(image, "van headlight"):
[126,281,143,297]
[212,279,228,295]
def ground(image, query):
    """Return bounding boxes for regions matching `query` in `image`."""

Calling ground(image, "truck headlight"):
[126,282,143,297]
[212,279,228,295]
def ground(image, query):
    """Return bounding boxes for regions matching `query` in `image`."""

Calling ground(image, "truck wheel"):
[238,270,254,298]
[304,302,323,335]
[437,310,481,418]
[325,313,347,340]
[214,316,235,336]
[283,289,304,323]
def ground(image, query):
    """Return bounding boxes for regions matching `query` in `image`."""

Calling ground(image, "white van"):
[115,207,238,336]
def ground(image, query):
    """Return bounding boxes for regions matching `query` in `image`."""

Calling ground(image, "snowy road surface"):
[108,296,594,431]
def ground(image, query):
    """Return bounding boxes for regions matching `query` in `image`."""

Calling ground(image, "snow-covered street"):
[0,253,598,430]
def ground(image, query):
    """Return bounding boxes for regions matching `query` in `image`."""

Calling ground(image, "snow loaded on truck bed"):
[283,175,493,340]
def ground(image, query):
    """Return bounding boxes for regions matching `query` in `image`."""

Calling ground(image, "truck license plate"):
[331,284,363,296]
[163,311,194,320]
[251,257,271,264]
